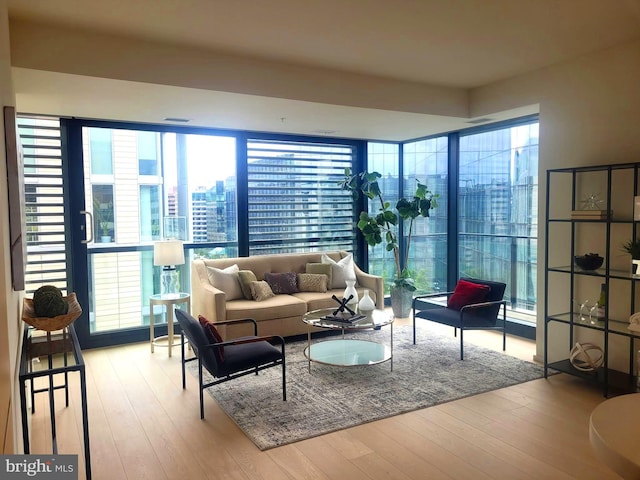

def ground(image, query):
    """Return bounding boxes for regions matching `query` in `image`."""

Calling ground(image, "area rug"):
[191,325,544,450]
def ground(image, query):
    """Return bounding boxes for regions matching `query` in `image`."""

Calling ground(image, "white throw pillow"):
[207,264,243,300]
[321,253,356,289]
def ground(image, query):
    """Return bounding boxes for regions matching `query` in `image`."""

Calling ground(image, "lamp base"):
[160,266,179,296]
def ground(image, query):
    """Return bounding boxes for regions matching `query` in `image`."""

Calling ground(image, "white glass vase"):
[343,280,359,309]
[358,289,375,312]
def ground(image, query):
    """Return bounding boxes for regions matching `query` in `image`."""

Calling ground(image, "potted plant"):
[340,169,438,317]
[622,239,640,277]
[94,198,113,243]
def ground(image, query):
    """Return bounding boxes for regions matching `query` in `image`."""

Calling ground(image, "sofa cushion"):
[321,253,356,289]
[225,296,308,322]
[238,270,257,300]
[264,272,299,294]
[447,279,490,311]
[297,273,327,292]
[251,280,275,301]
[305,263,332,288]
[198,314,224,362]
[207,264,243,300]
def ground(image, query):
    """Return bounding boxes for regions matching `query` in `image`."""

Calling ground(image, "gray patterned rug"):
[193,324,544,450]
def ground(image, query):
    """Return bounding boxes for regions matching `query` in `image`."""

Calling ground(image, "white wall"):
[0,0,22,454]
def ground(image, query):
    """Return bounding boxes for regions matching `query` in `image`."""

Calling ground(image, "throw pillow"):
[447,279,491,311]
[250,280,275,301]
[206,264,243,301]
[306,263,332,289]
[321,253,356,289]
[297,273,328,292]
[238,270,257,300]
[198,315,224,362]
[264,272,299,294]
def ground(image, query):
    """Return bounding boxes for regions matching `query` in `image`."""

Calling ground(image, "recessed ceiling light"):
[164,117,190,123]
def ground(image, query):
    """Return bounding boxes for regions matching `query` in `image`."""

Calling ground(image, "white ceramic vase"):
[358,289,375,312]
[343,280,359,309]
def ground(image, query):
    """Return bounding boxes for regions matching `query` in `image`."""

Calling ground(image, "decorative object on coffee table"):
[358,289,375,312]
[343,279,359,309]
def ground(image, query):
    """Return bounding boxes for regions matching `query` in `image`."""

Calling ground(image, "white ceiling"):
[8,0,640,140]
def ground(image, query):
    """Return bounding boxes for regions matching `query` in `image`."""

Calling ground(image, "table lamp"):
[153,240,185,295]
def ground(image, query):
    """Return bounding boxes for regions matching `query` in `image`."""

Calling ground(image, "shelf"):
[548,265,637,280]
[547,313,640,337]
[545,163,640,397]
[547,359,639,395]
[548,217,634,224]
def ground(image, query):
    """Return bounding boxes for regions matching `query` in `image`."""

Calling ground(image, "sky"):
[162,133,236,190]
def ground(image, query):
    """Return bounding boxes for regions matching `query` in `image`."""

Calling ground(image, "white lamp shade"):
[153,240,185,266]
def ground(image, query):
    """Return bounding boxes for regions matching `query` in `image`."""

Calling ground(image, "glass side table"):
[149,292,190,357]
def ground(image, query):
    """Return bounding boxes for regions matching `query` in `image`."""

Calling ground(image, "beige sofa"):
[191,251,384,338]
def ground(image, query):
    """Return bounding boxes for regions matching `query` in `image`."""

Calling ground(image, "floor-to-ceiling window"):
[365,142,400,289]
[459,120,538,317]
[246,137,359,256]
[403,136,449,294]
[367,117,538,321]
[20,112,537,347]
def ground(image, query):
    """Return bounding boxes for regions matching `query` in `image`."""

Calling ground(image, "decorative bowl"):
[574,254,604,271]
[22,292,82,331]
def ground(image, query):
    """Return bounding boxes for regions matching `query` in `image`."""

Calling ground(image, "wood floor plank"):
[294,436,374,480]
[365,416,493,480]
[343,421,455,480]
[395,410,537,480]
[419,407,575,480]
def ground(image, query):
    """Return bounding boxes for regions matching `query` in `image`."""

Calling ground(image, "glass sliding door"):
[67,121,238,348]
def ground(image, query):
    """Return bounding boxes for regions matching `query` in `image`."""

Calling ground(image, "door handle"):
[80,210,94,244]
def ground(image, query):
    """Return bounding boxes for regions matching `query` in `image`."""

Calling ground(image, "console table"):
[19,324,91,479]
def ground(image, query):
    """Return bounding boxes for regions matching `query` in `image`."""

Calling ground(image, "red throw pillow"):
[447,279,491,311]
[198,315,225,362]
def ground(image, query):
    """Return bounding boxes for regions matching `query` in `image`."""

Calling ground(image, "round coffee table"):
[589,393,640,479]
[302,308,394,373]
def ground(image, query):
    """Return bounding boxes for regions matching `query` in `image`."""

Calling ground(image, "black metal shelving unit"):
[544,163,640,397]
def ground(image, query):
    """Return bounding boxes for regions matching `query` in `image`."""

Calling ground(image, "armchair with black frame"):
[174,309,286,419]
[412,278,507,360]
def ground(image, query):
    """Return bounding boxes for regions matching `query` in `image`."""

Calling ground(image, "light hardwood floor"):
[27,319,621,480]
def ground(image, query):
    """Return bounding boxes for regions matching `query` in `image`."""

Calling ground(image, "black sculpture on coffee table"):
[331,294,356,316]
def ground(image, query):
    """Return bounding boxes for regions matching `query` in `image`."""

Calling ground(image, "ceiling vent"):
[466,117,493,124]
[311,129,338,135]
[163,117,190,123]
